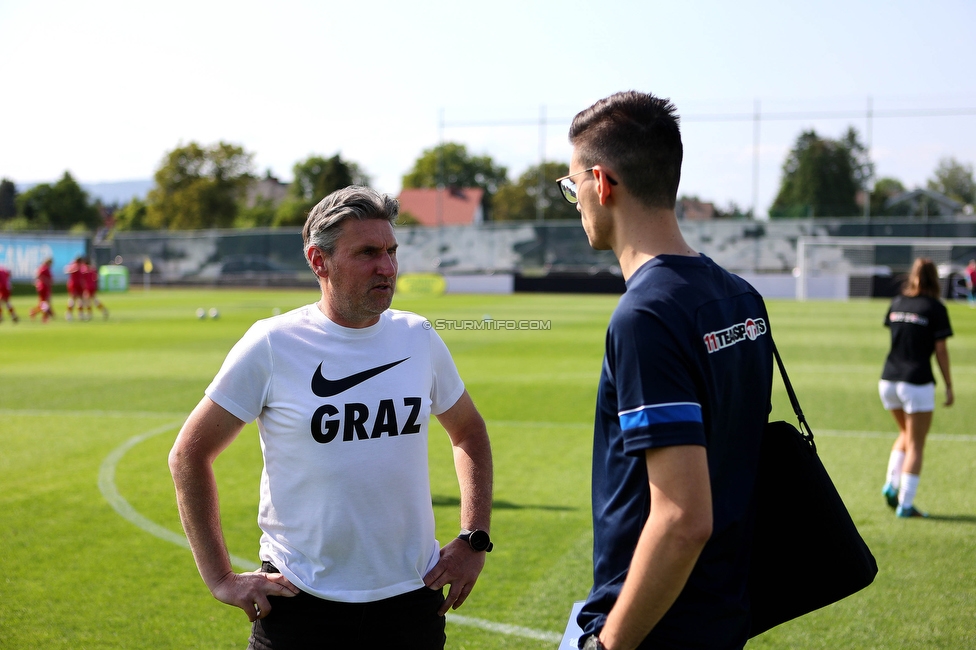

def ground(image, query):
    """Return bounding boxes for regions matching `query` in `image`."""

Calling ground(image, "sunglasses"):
[555,168,618,204]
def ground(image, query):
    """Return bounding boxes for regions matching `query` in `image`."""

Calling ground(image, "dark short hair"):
[903,257,941,299]
[302,186,398,262]
[569,90,683,210]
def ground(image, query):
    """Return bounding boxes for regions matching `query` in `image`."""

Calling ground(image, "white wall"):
[445,274,514,294]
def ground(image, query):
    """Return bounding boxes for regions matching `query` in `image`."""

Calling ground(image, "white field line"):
[99,423,561,644]
[97,422,258,571]
[447,614,562,643]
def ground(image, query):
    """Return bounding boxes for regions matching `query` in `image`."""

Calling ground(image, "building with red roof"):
[396,187,484,226]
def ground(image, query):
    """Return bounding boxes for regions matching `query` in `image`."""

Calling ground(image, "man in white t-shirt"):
[169,186,493,649]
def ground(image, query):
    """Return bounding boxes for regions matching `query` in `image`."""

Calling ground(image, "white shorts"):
[878,380,935,414]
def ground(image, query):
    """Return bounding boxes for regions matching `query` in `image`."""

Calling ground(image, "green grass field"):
[1,288,975,649]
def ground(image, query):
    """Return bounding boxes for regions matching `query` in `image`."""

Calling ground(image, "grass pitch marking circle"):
[98,422,561,643]
[97,422,259,571]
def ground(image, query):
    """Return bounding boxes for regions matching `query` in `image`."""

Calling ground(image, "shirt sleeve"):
[931,301,953,340]
[428,329,465,415]
[609,308,706,456]
[205,323,273,423]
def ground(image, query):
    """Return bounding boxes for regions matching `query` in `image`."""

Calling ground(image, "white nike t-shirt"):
[206,305,465,602]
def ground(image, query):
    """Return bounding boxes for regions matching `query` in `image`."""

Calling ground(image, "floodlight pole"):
[537,104,546,222]
[752,99,761,219]
[437,108,445,228]
[864,96,873,220]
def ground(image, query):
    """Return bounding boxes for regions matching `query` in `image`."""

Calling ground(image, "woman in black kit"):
[879,258,953,518]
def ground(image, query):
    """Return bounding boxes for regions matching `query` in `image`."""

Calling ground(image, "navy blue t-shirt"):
[579,254,773,649]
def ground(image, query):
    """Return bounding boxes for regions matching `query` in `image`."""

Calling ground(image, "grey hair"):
[302,186,399,265]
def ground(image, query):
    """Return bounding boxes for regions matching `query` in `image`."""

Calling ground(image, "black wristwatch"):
[582,635,607,650]
[458,528,493,552]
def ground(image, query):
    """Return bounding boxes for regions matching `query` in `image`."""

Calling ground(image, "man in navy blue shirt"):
[557,91,774,650]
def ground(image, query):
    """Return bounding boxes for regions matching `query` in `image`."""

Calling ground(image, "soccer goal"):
[794,236,976,300]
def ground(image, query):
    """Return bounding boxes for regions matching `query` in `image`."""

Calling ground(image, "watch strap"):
[458,528,493,552]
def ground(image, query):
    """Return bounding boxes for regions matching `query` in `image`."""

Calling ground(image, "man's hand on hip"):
[210,570,300,622]
[423,538,487,616]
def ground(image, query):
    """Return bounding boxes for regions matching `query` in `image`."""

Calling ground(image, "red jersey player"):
[64,255,88,321]
[29,257,55,322]
[0,265,19,323]
[83,258,108,320]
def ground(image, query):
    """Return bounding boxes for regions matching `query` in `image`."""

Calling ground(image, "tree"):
[50,173,102,230]
[236,197,277,229]
[493,161,580,221]
[15,184,47,226]
[769,128,873,218]
[291,154,368,201]
[146,141,254,229]
[402,142,508,219]
[927,157,975,206]
[0,179,16,219]
[869,177,910,217]
[274,153,369,227]
[114,197,150,231]
[14,172,100,230]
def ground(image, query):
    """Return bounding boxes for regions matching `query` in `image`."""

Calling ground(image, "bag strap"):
[771,339,816,450]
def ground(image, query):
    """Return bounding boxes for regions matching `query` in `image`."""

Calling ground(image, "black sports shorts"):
[247,563,446,650]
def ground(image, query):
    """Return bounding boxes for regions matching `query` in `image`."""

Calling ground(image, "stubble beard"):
[328,276,396,326]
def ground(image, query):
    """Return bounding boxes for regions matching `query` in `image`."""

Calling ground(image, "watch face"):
[469,530,491,552]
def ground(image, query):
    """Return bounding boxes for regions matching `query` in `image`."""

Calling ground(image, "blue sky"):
[1,0,973,216]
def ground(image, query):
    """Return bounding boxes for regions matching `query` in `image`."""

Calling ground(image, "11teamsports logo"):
[703,317,768,354]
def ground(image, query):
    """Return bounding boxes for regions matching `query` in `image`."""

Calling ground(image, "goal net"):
[795,236,976,300]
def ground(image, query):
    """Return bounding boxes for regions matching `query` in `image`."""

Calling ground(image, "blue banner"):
[0,236,88,282]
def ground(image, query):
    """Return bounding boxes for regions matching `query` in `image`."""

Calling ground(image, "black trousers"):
[247,564,446,650]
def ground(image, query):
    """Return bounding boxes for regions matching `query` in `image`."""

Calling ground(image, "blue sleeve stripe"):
[618,402,703,431]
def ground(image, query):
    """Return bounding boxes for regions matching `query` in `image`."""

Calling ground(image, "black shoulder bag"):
[748,341,879,637]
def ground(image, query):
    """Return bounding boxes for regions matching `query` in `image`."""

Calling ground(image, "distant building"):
[885,188,962,217]
[676,197,716,221]
[396,187,485,226]
[246,174,290,208]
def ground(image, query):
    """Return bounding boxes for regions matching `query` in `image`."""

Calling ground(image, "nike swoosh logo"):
[310,358,409,397]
